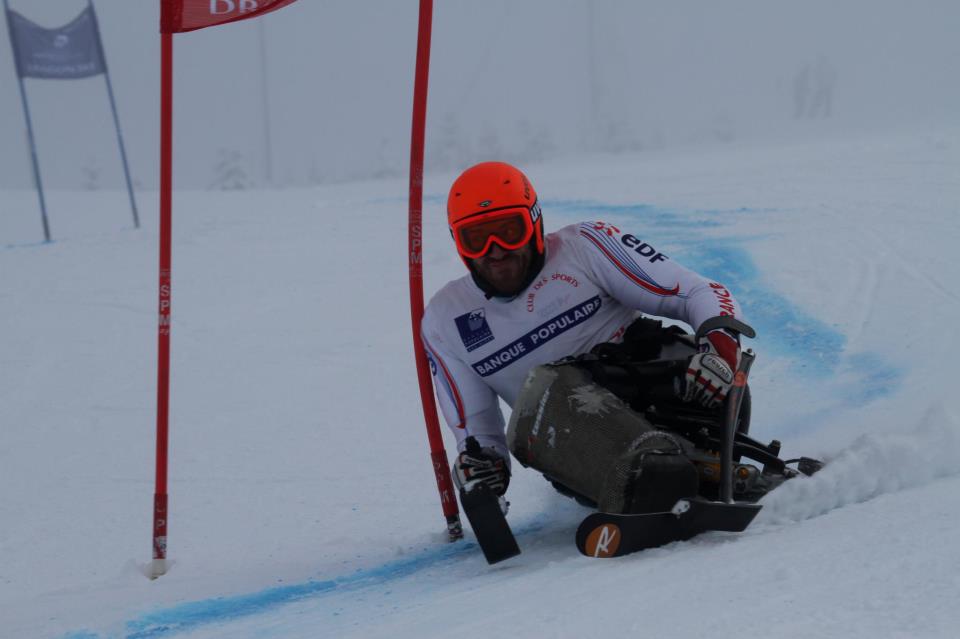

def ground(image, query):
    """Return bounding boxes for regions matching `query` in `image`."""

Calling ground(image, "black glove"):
[452,437,510,496]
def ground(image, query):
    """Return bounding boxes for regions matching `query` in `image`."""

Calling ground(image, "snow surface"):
[2,127,960,638]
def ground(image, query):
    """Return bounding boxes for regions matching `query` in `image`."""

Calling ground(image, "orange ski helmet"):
[447,162,544,265]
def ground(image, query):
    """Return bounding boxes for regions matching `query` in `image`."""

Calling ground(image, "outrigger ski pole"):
[458,436,521,565]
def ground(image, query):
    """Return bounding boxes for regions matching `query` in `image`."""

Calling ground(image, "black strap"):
[591,316,688,363]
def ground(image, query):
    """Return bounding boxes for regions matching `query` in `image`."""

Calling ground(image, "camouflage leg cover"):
[507,361,698,514]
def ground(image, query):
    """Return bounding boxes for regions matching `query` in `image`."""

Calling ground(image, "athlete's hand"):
[683,329,740,409]
[453,437,510,496]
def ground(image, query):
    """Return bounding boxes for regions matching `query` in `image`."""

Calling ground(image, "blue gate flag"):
[7,7,105,79]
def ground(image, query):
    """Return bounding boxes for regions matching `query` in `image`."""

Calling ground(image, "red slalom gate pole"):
[408,0,462,541]
[151,28,174,579]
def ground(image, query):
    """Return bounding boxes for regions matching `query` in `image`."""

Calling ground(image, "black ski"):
[576,497,761,557]
[459,481,521,564]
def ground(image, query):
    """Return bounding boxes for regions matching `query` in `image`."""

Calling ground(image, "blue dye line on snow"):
[66,521,545,639]
[545,199,852,372]
[544,198,903,413]
[677,239,846,371]
[843,353,901,403]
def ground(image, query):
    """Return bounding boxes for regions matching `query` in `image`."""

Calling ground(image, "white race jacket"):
[421,221,743,460]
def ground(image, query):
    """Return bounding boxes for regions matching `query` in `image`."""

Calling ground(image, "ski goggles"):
[451,203,541,260]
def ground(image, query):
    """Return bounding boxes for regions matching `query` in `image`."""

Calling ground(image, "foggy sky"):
[1,1,958,191]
